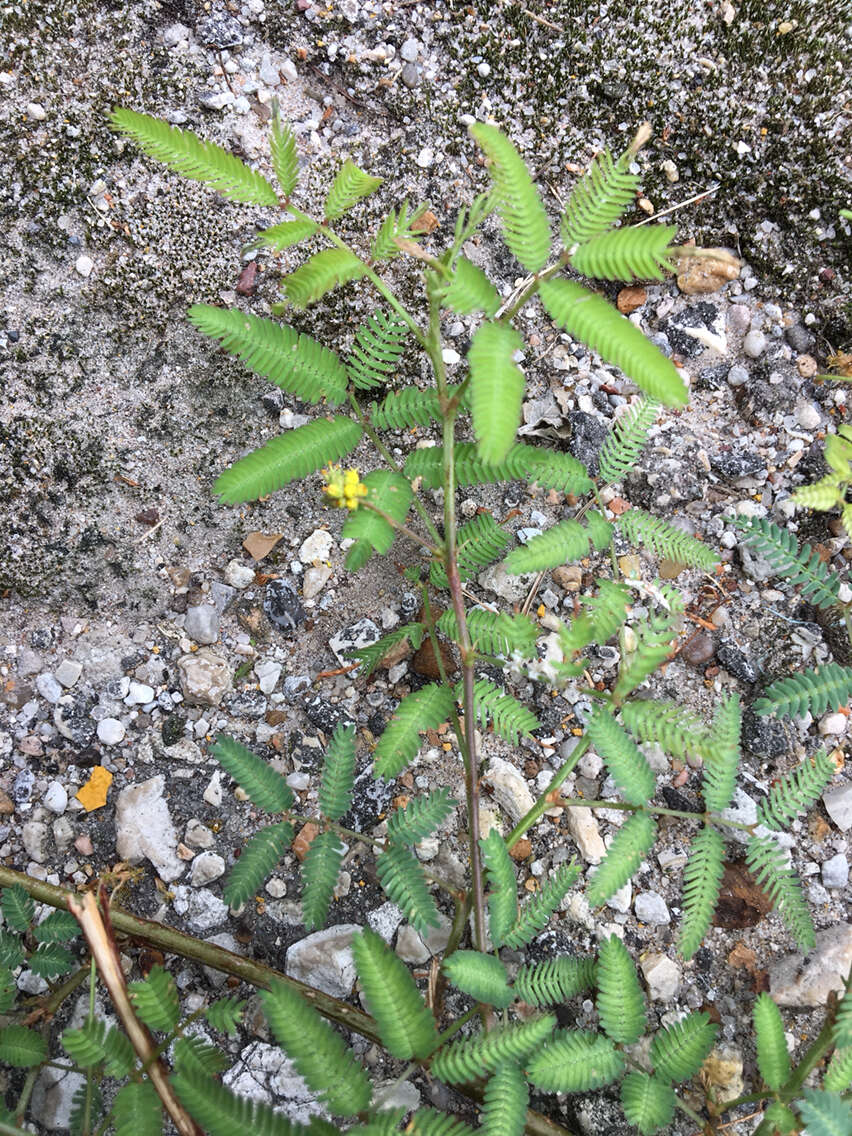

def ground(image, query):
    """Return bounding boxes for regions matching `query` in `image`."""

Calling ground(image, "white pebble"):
[416,147,434,169]
[796,401,821,431]
[819,712,847,737]
[27,101,47,120]
[42,782,68,815]
[476,62,491,77]
[126,682,155,705]
[75,255,94,278]
[97,718,126,745]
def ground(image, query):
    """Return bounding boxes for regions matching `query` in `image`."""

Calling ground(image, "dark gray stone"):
[197,14,243,47]
[717,642,760,683]
[741,708,789,759]
[53,692,96,747]
[661,302,720,358]
[567,410,608,476]
[303,696,355,734]
[710,450,766,479]
[263,579,306,634]
[223,689,268,719]
[785,323,814,353]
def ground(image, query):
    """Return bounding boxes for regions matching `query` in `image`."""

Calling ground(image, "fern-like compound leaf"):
[480,829,519,947]
[599,398,659,484]
[824,1047,852,1093]
[432,1015,557,1085]
[442,950,514,1009]
[613,586,684,702]
[571,224,677,282]
[29,942,74,979]
[757,750,835,832]
[348,622,424,678]
[0,966,16,1014]
[539,278,688,407]
[596,934,646,1044]
[481,1062,528,1136]
[734,517,840,609]
[111,108,279,206]
[188,306,347,405]
[214,415,362,504]
[342,470,413,571]
[1,884,33,932]
[318,724,356,822]
[505,519,590,575]
[210,735,294,813]
[407,1110,477,1136]
[204,995,246,1038]
[269,103,298,198]
[112,1081,161,1136]
[525,1028,623,1093]
[440,255,501,316]
[679,825,725,960]
[701,693,741,813]
[650,1011,718,1083]
[0,931,24,969]
[468,122,551,272]
[621,699,714,762]
[753,993,791,1090]
[370,200,431,261]
[561,145,638,248]
[250,218,318,252]
[585,705,656,806]
[387,788,458,845]
[406,442,592,495]
[513,956,596,1007]
[753,663,852,719]
[525,448,594,495]
[369,386,443,431]
[431,512,510,589]
[173,1064,316,1135]
[587,811,657,907]
[69,1082,104,1136]
[457,678,540,744]
[345,1112,406,1136]
[620,1072,676,1136]
[376,843,440,933]
[324,159,382,221]
[373,683,455,780]
[301,830,346,931]
[834,985,852,1049]
[33,910,79,943]
[469,321,526,466]
[584,508,614,551]
[618,508,719,570]
[62,1020,134,1076]
[283,248,368,308]
[173,1036,228,1078]
[437,608,539,660]
[584,579,632,643]
[223,823,293,908]
[353,927,439,1059]
[795,1089,852,1136]
[128,964,180,1032]
[260,980,371,1115]
[746,834,815,951]
[503,861,581,949]
[0,1025,47,1068]
[346,310,409,391]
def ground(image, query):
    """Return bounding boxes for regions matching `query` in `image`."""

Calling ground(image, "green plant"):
[1,107,842,1136]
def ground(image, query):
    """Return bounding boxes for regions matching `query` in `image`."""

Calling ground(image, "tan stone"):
[617,285,647,314]
[676,250,740,295]
[797,353,818,378]
[552,565,583,592]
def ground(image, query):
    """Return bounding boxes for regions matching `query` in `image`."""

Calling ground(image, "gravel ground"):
[1,1,851,1132]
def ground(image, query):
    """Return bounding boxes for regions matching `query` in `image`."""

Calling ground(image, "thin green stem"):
[435,1004,482,1046]
[361,500,443,556]
[420,583,469,766]
[498,258,564,324]
[506,735,590,850]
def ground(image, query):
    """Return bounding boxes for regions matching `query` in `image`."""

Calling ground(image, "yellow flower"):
[322,464,368,510]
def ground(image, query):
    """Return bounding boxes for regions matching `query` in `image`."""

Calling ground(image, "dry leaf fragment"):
[76,766,114,812]
[242,531,285,561]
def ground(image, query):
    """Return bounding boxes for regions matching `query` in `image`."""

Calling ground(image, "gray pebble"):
[822,853,849,889]
[727,364,749,387]
[634,890,671,925]
[55,659,83,688]
[185,604,220,645]
[823,782,852,831]
[400,63,420,89]
[22,820,50,863]
[36,673,63,704]
[743,329,767,358]
[400,37,420,62]
[97,717,126,746]
[190,852,226,887]
[785,323,814,352]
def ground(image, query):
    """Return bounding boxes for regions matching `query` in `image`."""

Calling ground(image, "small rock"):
[264,579,306,634]
[616,286,647,314]
[36,673,63,703]
[367,902,404,942]
[0,789,13,815]
[743,329,767,358]
[285,925,360,998]
[681,633,715,667]
[641,953,681,1000]
[634,891,670,925]
[55,660,83,688]
[197,13,243,47]
[172,885,228,931]
[478,563,536,603]
[126,682,155,705]
[400,63,420,89]
[303,565,332,599]
[416,147,434,169]
[203,770,223,807]
[716,642,760,683]
[255,660,282,695]
[823,782,852,831]
[552,565,583,592]
[74,834,94,855]
[741,711,789,759]
[395,924,430,963]
[115,775,184,882]
[476,61,491,77]
[400,37,419,61]
[676,252,739,295]
[185,819,215,849]
[727,364,749,387]
[27,101,47,120]
[224,560,255,589]
[482,757,535,824]
[796,401,822,431]
[822,853,849,889]
[22,820,50,863]
[178,648,232,706]
[819,712,847,737]
[42,782,68,815]
[329,618,380,663]
[185,605,219,645]
[54,694,96,747]
[224,690,267,719]
[797,354,819,379]
[74,255,94,278]
[770,923,852,1006]
[97,718,126,746]
[299,530,333,563]
[190,851,226,887]
[785,324,814,352]
[565,807,606,863]
[605,880,632,914]
[701,1047,744,1104]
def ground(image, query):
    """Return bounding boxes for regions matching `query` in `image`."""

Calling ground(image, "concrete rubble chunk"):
[285,924,361,998]
[115,775,184,882]
[641,953,681,1001]
[177,648,232,706]
[565,806,606,864]
[482,756,535,824]
[770,923,852,1007]
[823,782,852,831]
